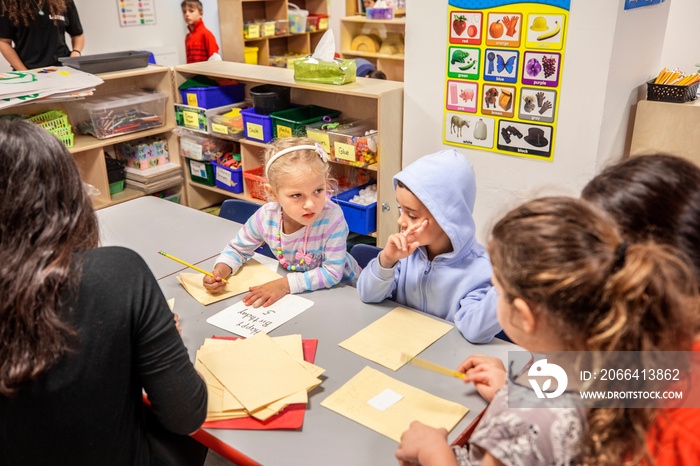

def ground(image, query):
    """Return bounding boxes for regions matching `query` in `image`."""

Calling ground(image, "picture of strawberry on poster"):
[485,12,521,48]
[449,11,482,45]
[483,49,518,84]
[446,80,478,113]
[496,120,553,159]
[518,87,557,123]
[444,112,495,149]
[521,51,561,87]
[447,46,480,80]
[482,84,517,118]
[525,14,565,50]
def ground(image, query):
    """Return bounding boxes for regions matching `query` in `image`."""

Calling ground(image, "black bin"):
[249,84,291,115]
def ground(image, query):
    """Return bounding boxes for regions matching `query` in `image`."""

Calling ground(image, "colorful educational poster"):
[118,0,156,27]
[444,0,570,161]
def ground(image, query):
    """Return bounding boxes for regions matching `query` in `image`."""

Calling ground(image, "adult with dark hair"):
[0,0,84,70]
[582,154,700,466]
[0,119,208,465]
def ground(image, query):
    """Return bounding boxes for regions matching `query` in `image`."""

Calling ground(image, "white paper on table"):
[367,388,403,412]
[206,294,314,337]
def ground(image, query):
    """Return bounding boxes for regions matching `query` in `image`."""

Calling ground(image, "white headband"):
[264,143,329,179]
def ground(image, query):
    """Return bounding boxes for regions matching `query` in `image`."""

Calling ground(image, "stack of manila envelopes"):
[195,333,324,421]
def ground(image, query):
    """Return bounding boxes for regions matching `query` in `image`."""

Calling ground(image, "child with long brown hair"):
[395,196,699,466]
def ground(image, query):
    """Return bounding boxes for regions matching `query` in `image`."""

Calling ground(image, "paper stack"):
[0,67,103,110]
[124,163,183,194]
[195,333,324,422]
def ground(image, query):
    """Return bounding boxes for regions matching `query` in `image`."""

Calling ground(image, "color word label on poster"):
[443,0,570,161]
[118,0,156,27]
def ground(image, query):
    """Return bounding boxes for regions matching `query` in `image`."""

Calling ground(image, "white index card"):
[367,388,403,412]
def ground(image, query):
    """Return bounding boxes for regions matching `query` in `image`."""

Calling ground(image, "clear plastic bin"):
[306,119,378,166]
[207,101,251,140]
[177,129,234,161]
[288,3,308,33]
[275,19,289,35]
[67,89,166,139]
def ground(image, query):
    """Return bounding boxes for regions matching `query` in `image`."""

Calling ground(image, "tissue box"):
[293,57,357,85]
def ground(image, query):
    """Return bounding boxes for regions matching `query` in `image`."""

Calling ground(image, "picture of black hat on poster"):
[496,121,553,159]
[518,87,557,123]
[444,112,495,149]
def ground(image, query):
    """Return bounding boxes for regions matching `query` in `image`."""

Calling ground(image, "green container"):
[185,157,215,186]
[270,105,340,138]
[109,180,125,195]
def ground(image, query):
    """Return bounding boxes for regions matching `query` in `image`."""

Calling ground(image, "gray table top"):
[98,197,516,466]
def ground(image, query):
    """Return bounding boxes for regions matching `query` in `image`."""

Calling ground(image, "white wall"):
[402,0,670,240]
[660,0,700,73]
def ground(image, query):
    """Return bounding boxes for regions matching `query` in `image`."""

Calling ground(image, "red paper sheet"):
[199,336,318,430]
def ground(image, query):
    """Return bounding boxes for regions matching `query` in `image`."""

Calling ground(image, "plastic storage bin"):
[242,166,268,200]
[646,79,700,103]
[105,156,126,195]
[207,101,250,140]
[212,161,244,193]
[249,84,291,115]
[366,7,394,20]
[243,22,260,39]
[178,130,233,161]
[288,3,308,33]
[185,157,215,186]
[260,20,276,37]
[306,15,319,32]
[331,182,377,235]
[308,14,328,30]
[270,105,341,138]
[275,19,289,35]
[241,107,274,143]
[180,83,245,109]
[306,119,378,166]
[67,88,166,139]
[244,46,259,65]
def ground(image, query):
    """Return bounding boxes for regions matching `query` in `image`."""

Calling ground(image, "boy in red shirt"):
[182,0,219,63]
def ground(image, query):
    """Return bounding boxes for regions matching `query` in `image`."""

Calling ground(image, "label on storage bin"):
[307,131,330,152]
[212,123,228,135]
[216,167,233,186]
[319,18,328,29]
[180,138,203,160]
[264,23,276,36]
[246,122,264,140]
[335,142,357,162]
[246,24,260,39]
[277,125,292,138]
[183,111,200,129]
[190,160,207,178]
[186,94,199,107]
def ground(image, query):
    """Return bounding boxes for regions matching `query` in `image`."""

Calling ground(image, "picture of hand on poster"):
[521,51,561,87]
[449,11,483,45]
[483,49,519,84]
[445,112,495,149]
[447,80,478,113]
[447,46,480,80]
[496,120,553,159]
[518,87,557,123]
[482,84,517,118]
[525,14,565,50]
[486,12,522,47]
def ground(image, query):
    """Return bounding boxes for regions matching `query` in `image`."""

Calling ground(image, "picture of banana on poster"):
[444,0,569,160]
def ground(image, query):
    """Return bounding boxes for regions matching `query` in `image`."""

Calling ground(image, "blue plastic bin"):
[211,161,244,193]
[180,84,245,109]
[331,182,377,235]
[241,107,274,143]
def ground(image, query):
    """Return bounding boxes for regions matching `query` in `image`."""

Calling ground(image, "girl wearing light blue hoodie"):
[357,149,500,343]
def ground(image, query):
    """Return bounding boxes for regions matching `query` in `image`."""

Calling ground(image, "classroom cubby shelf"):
[0,65,182,210]
[173,61,403,245]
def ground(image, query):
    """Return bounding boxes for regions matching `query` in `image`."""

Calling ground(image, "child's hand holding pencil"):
[202,263,233,293]
[457,354,507,403]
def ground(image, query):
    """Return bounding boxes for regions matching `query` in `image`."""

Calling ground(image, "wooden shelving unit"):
[218,0,329,65]
[0,65,182,210]
[173,61,404,245]
[340,0,405,81]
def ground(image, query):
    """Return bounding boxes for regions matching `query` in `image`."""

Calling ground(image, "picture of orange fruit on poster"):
[486,12,522,46]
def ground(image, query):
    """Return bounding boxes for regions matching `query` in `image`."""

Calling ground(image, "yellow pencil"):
[404,354,466,380]
[158,251,227,283]
[655,68,668,84]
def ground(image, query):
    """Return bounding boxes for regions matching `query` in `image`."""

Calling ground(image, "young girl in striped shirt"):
[204,137,360,307]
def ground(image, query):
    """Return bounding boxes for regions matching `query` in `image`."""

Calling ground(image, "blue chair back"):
[218,199,275,259]
[350,244,382,269]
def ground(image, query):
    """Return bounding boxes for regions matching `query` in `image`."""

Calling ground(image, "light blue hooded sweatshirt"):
[357,149,501,343]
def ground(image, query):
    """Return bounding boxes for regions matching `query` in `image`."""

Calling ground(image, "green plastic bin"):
[185,157,215,186]
[270,105,340,138]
